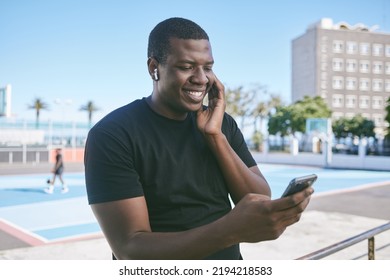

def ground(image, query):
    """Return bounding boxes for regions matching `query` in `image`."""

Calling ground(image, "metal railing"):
[297,222,390,260]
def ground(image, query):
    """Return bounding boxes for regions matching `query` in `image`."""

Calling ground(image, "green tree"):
[357,116,376,138]
[267,94,283,115]
[268,96,332,136]
[267,105,293,150]
[332,117,350,138]
[333,115,375,139]
[80,101,100,127]
[385,96,390,139]
[250,87,282,133]
[268,105,292,137]
[291,96,332,134]
[28,98,49,129]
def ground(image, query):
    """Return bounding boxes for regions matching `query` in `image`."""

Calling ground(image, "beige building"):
[292,18,390,136]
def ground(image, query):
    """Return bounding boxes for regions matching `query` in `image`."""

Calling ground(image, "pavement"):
[0,162,389,260]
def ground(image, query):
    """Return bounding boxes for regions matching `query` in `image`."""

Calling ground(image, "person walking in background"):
[44,148,68,194]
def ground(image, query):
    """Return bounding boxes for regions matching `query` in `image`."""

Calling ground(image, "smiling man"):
[84,17,313,260]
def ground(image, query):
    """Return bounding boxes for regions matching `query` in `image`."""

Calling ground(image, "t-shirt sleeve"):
[84,127,144,204]
[223,114,257,168]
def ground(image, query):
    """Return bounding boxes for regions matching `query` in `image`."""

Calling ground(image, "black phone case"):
[281,174,317,197]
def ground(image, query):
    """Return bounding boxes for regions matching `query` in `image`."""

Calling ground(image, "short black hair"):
[148,17,209,64]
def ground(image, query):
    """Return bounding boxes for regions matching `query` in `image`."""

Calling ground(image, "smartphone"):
[208,82,218,99]
[281,174,317,197]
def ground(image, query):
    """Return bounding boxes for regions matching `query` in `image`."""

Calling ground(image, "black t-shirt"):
[85,98,256,259]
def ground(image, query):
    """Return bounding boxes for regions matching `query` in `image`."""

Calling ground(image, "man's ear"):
[147,57,159,79]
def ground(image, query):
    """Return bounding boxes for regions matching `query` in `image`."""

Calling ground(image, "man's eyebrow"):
[178,59,214,65]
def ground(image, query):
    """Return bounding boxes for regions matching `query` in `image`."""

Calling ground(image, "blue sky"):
[1,0,389,123]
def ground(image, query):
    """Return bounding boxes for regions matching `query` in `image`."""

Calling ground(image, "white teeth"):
[187,91,202,97]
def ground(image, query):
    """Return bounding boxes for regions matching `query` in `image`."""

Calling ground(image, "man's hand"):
[196,75,226,137]
[224,186,313,244]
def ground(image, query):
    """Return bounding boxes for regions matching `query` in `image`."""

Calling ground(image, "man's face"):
[153,38,214,120]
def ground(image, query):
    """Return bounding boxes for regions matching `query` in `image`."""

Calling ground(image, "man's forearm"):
[205,133,270,202]
[113,215,234,260]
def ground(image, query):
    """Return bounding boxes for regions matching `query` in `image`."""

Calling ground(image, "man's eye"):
[179,66,193,70]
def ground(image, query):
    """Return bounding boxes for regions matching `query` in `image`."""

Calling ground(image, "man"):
[45,148,68,194]
[84,17,313,259]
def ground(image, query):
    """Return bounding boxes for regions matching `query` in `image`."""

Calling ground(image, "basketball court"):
[1,164,389,251]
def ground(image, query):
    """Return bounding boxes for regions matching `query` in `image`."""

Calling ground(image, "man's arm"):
[91,187,313,260]
[91,196,229,259]
[197,75,270,203]
[206,133,270,203]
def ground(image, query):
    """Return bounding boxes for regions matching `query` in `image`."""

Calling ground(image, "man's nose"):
[190,68,209,84]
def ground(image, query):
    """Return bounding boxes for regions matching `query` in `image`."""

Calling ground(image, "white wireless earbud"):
[153,69,159,80]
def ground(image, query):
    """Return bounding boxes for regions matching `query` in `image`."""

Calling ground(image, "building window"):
[386,45,390,57]
[345,95,357,108]
[360,43,370,55]
[372,79,383,91]
[346,59,357,72]
[360,60,370,73]
[345,112,356,119]
[386,62,390,75]
[372,96,383,109]
[346,77,357,90]
[332,58,344,71]
[359,96,370,109]
[332,112,344,119]
[360,78,370,91]
[385,80,390,92]
[333,40,344,53]
[372,44,383,56]
[321,43,327,53]
[346,41,358,54]
[332,94,344,107]
[332,76,344,89]
[373,61,383,74]
[373,114,383,126]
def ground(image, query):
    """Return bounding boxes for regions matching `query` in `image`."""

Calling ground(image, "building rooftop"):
[309,18,380,33]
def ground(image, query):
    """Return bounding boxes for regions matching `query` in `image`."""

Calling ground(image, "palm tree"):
[80,101,99,127]
[252,101,267,132]
[28,98,49,129]
[251,91,282,134]
[385,96,390,141]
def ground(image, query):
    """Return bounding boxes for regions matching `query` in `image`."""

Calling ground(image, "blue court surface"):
[0,164,389,246]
